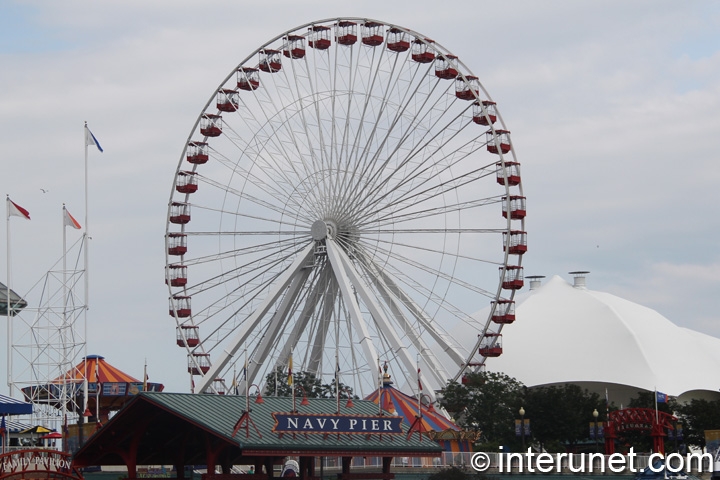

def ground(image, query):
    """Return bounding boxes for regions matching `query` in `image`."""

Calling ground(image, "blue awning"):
[0,394,33,415]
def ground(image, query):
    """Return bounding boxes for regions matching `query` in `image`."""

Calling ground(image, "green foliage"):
[438,371,524,446]
[524,384,604,451]
[676,398,720,448]
[262,366,356,399]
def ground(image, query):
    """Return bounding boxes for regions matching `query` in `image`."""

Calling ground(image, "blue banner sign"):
[272,413,404,435]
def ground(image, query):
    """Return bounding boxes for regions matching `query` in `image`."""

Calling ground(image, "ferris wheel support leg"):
[244,267,312,386]
[372,263,468,369]
[268,267,333,382]
[324,239,380,377]
[357,256,451,389]
[327,238,429,399]
[307,278,339,374]
[196,242,315,393]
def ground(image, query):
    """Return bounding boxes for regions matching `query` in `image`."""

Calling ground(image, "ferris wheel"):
[165,18,526,399]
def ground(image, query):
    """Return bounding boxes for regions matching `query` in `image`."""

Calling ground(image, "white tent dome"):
[485,274,720,405]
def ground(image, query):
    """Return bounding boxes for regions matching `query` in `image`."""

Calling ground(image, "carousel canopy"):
[21,355,163,412]
[364,385,460,432]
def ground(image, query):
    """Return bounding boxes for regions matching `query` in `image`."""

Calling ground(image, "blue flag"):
[85,126,104,152]
[656,391,668,403]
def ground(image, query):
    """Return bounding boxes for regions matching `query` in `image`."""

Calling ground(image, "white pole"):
[5,197,11,395]
[62,205,68,433]
[83,123,90,394]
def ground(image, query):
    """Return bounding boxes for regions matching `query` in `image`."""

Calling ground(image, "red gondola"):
[336,20,357,46]
[169,202,190,224]
[361,21,384,46]
[435,54,458,79]
[387,27,410,52]
[487,129,511,154]
[500,266,524,290]
[411,38,435,63]
[283,35,306,59]
[501,195,526,220]
[166,264,187,287]
[186,141,208,164]
[237,67,260,91]
[478,333,502,357]
[496,161,521,186]
[491,300,516,324]
[473,100,498,126]
[216,89,239,112]
[503,230,527,255]
[167,233,187,256]
[259,49,282,73]
[176,325,199,348]
[176,171,198,194]
[188,353,211,375]
[200,114,222,137]
[308,25,331,50]
[170,295,191,318]
[455,75,480,100]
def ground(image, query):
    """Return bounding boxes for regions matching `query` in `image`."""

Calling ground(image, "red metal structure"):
[361,21,384,46]
[167,233,187,256]
[283,35,306,59]
[411,39,435,63]
[175,171,198,194]
[216,89,239,112]
[604,408,678,455]
[336,21,357,45]
[308,25,331,50]
[435,55,458,79]
[200,114,222,137]
[186,141,208,164]
[259,49,282,73]
[387,27,410,52]
[237,67,260,91]
[478,333,502,357]
[491,299,515,324]
[473,100,498,126]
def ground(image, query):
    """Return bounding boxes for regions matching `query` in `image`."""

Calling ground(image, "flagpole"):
[5,197,11,396]
[61,205,69,441]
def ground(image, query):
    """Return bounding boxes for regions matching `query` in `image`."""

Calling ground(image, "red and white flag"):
[63,208,82,229]
[7,198,30,220]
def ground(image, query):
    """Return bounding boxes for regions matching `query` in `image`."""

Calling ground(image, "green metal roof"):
[141,392,441,453]
[73,391,440,466]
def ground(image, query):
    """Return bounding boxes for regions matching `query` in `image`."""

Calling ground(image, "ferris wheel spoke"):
[324,237,380,378]
[352,251,452,390]
[244,265,312,386]
[358,117,485,220]
[368,197,502,229]
[327,237,422,397]
[196,242,315,392]
[355,249,469,372]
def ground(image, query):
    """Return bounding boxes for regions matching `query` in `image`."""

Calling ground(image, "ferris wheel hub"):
[311,220,328,241]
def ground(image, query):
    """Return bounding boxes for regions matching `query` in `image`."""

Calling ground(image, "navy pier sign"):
[272,413,404,435]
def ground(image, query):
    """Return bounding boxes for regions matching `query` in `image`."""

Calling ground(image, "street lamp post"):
[593,408,599,453]
[519,407,526,450]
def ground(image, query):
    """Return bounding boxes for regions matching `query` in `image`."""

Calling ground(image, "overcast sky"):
[1,1,719,395]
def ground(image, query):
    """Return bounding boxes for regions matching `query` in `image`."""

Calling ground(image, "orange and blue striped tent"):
[365,384,474,453]
[57,355,141,384]
[22,355,163,416]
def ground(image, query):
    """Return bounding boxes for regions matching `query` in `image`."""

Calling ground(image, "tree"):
[263,366,356,399]
[524,384,604,452]
[438,371,525,447]
[676,398,720,449]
